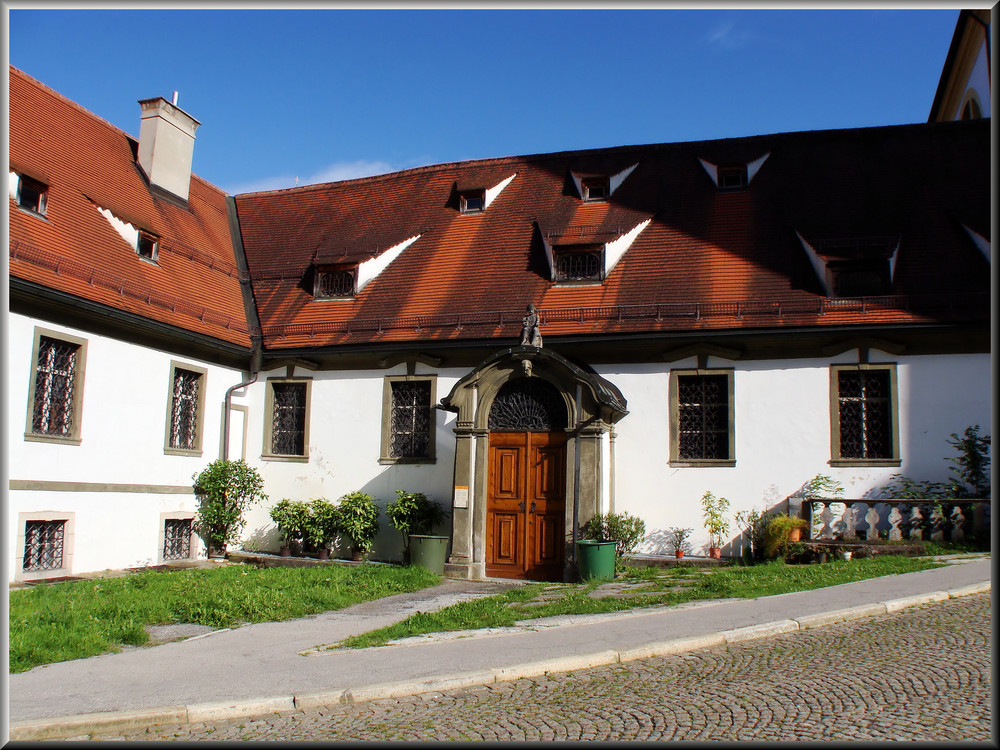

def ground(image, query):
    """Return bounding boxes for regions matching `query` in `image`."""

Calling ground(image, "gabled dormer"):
[94,203,161,264]
[796,232,900,297]
[454,174,516,215]
[311,234,421,300]
[699,153,770,190]
[10,170,49,217]
[540,219,651,285]
[570,163,638,202]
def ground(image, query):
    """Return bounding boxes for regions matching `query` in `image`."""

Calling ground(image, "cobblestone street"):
[89,592,993,742]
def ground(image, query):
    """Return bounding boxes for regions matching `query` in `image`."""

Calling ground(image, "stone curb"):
[8,580,991,741]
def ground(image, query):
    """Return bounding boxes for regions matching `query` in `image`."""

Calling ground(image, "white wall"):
[598,350,991,555]
[7,312,249,580]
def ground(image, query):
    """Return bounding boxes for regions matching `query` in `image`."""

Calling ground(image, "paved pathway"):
[87,593,991,742]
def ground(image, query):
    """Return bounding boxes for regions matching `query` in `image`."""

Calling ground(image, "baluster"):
[864,503,880,540]
[841,502,856,540]
[818,502,834,540]
[908,505,924,541]
[888,504,903,541]
[928,503,945,542]
[949,503,966,543]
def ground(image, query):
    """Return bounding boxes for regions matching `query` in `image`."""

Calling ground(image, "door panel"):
[487,431,566,580]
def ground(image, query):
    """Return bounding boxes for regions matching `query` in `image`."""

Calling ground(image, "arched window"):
[960,96,982,120]
[488,378,568,431]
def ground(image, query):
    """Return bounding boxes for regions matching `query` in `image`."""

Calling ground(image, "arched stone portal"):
[440,346,628,581]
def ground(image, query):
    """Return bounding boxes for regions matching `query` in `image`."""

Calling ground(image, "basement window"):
[314,267,356,299]
[460,190,485,214]
[15,175,48,216]
[555,245,604,283]
[137,231,159,261]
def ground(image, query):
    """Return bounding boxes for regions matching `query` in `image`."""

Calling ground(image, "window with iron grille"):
[269,381,308,456]
[390,381,432,458]
[555,248,603,283]
[168,368,202,451]
[23,520,65,571]
[163,518,193,561]
[31,336,81,438]
[835,369,893,460]
[673,373,732,462]
[314,268,356,299]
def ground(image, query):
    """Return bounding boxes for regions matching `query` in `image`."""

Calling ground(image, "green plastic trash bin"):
[409,535,450,575]
[576,539,616,582]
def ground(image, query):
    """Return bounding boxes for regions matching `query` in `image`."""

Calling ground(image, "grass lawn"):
[8,563,439,674]
[337,555,945,649]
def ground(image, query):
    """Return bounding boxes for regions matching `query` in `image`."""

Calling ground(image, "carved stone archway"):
[440,346,628,581]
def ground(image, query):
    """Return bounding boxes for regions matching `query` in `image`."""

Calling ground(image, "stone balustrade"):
[805,498,990,544]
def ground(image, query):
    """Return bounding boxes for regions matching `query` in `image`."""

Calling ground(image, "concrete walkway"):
[7,555,991,741]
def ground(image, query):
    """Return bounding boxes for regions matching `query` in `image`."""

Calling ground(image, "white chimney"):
[137,96,200,201]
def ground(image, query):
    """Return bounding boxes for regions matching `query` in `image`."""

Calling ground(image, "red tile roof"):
[235,119,989,350]
[8,66,251,349]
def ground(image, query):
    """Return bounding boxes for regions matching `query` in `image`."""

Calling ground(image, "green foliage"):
[947,425,990,498]
[734,507,774,561]
[668,527,692,554]
[269,499,311,546]
[385,491,448,549]
[762,514,808,560]
[308,499,340,549]
[581,512,646,562]
[335,492,380,553]
[882,474,952,500]
[193,460,267,548]
[800,474,844,499]
[700,491,731,548]
[9,564,440,673]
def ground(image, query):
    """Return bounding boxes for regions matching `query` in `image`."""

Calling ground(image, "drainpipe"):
[222,341,262,460]
[572,383,582,564]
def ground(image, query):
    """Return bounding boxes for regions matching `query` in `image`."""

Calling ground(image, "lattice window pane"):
[677,375,730,460]
[488,378,568,432]
[316,270,355,298]
[838,370,891,459]
[271,382,307,455]
[32,337,80,436]
[169,369,201,450]
[556,251,602,282]
[390,381,432,458]
[163,519,193,561]
[23,520,65,571]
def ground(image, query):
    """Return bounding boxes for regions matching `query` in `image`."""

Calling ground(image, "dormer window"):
[718,166,747,190]
[137,231,159,262]
[460,190,485,214]
[314,266,356,299]
[582,177,609,202]
[798,232,899,298]
[13,174,48,216]
[555,245,604,283]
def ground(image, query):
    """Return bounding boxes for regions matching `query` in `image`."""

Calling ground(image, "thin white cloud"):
[224,159,397,195]
[705,21,754,50]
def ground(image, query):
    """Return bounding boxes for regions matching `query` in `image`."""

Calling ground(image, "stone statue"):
[520,303,542,347]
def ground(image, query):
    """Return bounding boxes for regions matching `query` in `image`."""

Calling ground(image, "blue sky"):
[8,7,962,196]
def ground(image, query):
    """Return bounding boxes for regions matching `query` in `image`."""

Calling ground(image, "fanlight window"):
[314,268,356,299]
[555,248,603,283]
[488,378,568,431]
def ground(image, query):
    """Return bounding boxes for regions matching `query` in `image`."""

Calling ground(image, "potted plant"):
[193,459,267,558]
[669,527,692,559]
[579,512,646,580]
[734,507,773,563]
[700,491,730,559]
[309,498,339,560]
[386,490,449,568]
[762,514,809,560]
[269,498,309,556]
[334,491,380,561]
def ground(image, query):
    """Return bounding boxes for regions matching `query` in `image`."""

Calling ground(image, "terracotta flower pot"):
[788,527,803,543]
[279,545,291,557]
[708,547,721,559]
[674,550,684,559]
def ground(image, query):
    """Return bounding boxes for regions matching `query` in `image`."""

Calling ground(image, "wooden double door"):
[486,431,567,580]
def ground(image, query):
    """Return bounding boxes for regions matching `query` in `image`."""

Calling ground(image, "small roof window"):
[718,166,747,190]
[314,266,357,299]
[554,245,605,284]
[137,231,159,262]
[13,174,48,216]
[582,177,610,202]
[460,190,485,214]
